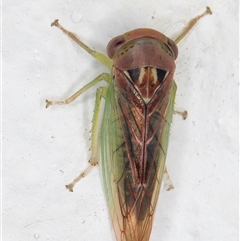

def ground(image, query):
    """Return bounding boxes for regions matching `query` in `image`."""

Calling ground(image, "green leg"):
[46,73,110,108]
[65,86,108,192]
[174,7,212,44]
[51,20,112,69]
[46,73,110,191]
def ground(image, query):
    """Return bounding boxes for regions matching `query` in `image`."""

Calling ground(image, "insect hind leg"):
[65,86,108,192]
[65,164,96,192]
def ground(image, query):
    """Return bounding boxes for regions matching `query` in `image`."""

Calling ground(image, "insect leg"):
[174,7,212,44]
[165,108,187,190]
[51,20,112,69]
[174,110,188,120]
[164,167,174,191]
[65,86,108,192]
[46,73,111,108]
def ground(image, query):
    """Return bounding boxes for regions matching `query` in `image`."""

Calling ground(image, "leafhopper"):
[46,7,212,241]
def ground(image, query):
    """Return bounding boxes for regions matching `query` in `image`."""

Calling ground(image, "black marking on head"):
[127,68,141,82]
[156,69,167,82]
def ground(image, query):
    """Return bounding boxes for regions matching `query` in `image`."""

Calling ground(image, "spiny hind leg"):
[65,86,108,192]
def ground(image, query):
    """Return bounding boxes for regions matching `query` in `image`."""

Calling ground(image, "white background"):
[2,0,238,241]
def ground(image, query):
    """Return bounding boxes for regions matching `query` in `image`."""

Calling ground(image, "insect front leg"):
[65,86,108,192]
[51,20,112,69]
[174,6,212,44]
[46,73,110,108]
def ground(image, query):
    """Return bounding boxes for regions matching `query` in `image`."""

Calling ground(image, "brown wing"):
[101,69,176,241]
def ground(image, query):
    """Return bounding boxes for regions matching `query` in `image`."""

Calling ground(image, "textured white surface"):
[2,1,238,241]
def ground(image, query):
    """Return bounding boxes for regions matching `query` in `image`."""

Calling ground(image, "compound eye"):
[167,37,178,59]
[107,35,126,59]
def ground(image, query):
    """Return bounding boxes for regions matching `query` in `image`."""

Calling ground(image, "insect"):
[46,7,212,241]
